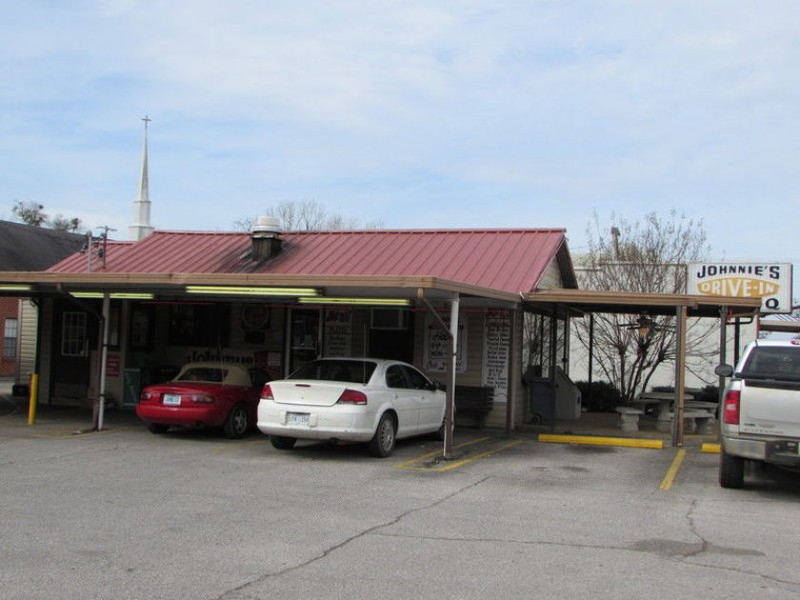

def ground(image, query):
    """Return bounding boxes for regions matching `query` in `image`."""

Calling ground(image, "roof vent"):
[251,216,283,261]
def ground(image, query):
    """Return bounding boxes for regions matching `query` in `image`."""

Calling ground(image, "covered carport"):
[0,272,762,452]
[0,270,523,457]
[522,288,762,446]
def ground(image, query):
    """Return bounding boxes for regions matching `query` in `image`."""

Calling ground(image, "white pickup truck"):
[717,339,800,488]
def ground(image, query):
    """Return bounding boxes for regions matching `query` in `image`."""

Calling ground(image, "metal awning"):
[0,272,520,306]
[522,288,761,318]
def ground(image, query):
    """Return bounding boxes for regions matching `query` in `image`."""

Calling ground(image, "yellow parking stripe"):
[538,434,664,450]
[660,449,686,490]
[395,436,523,471]
[213,439,266,452]
[419,440,524,472]
[394,437,490,469]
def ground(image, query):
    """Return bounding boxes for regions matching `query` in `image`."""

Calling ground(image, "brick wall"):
[0,297,19,377]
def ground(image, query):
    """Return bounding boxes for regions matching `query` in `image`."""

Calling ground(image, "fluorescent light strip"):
[298,297,412,306]
[0,284,33,292]
[185,285,319,297]
[71,292,155,300]
[110,293,155,300]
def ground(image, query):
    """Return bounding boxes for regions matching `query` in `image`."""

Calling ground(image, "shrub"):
[575,380,622,413]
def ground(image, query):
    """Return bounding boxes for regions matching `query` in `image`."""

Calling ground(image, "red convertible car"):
[135,362,268,439]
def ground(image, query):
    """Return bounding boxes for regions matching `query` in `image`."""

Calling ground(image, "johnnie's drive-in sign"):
[687,262,793,314]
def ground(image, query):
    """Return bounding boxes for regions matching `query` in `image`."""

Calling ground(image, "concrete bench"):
[615,406,645,433]
[661,410,716,434]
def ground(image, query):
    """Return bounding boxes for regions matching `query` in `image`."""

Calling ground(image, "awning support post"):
[97,294,110,431]
[445,296,459,458]
[417,290,458,459]
[671,305,687,447]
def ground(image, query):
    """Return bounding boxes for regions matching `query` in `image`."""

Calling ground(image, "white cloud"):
[0,0,799,273]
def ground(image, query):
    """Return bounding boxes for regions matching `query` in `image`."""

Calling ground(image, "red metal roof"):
[48,229,571,294]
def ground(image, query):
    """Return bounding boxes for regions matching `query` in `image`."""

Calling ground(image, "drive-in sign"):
[688,262,793,314]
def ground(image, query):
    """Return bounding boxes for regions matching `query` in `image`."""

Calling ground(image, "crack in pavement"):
[685,498,709,557]
[214,481,800,599]
[213,475,493,600]
[375,529,800,593]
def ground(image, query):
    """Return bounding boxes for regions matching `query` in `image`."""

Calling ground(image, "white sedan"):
[257,358,446,457]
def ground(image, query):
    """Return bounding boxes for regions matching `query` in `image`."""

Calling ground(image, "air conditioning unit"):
[371,308,410,330]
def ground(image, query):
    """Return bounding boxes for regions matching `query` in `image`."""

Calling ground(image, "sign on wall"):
[482,310,510,403]
[687,262,793,314]
[424,314,467,373]
[323,309,352,357]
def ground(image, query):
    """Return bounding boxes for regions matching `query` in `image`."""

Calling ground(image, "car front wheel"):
[719,451,745,489]
[369,413,397,458]
[223,404,249,439]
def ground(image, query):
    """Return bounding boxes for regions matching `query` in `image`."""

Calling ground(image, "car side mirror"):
[714,364,734,377]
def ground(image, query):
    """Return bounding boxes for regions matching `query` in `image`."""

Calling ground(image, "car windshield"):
[175,367,227,383]
[740,346,800,381]
[288,360,377,385]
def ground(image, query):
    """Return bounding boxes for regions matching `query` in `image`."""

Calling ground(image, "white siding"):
[17,299,37,383]
[538,260,564,290]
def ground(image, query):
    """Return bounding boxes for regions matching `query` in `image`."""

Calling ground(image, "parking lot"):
[2,402,800,600]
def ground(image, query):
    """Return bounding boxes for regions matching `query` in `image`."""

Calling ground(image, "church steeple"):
[129,115,155,241]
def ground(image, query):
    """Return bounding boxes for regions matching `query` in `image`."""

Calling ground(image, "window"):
[743,346,800,381]
[3,318,18,359]
[62,312,88,357]
[400,365,432,390]
[168,304,230,347]
[176,367,227,383]
[385,365,409,389]
[288,359,377,385]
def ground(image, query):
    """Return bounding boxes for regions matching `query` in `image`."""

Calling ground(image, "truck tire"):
[719,451,745,489]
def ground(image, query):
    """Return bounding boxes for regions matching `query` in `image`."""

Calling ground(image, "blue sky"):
[1,1,799,271]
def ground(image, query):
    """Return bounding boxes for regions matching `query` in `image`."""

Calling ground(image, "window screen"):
[62,312,87,357]
[3,318,17,358]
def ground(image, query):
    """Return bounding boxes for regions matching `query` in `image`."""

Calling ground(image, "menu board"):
[424,314,467,373]
[482,311,510,403]
[323,309,352,357]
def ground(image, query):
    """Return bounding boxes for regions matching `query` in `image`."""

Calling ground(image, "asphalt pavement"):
[2,400,800,600]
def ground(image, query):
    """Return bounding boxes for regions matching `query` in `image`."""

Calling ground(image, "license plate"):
[163,394,181,406]
[287,412,310,425]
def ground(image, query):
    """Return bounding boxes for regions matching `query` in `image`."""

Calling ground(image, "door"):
[287,308,321,375]
[400,364,443,431]
[368,310,415,362]
[384,364,420,435]
[51,303,98,401]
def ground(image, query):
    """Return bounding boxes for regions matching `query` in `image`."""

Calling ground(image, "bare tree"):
[234,200,382,231]
[12,200,47,227]
[50,215,83,232]
[574,210,716,401]
[11,201,83,232]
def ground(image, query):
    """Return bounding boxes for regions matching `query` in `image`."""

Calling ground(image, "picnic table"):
[636,391,694,432]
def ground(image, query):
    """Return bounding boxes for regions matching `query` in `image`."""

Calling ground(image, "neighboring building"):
[0,221,85,384]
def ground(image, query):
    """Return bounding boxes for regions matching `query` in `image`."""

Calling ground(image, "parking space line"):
[422,440,524,472]
[32,428,113,439]
[213,439,266,452]
[660,448,686,490]
[394,436,508,471]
